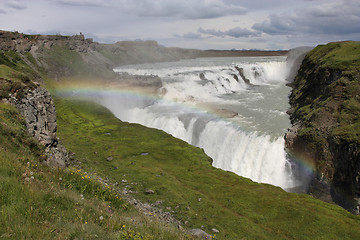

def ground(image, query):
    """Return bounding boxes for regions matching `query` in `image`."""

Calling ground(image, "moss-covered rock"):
[285,41,360,213]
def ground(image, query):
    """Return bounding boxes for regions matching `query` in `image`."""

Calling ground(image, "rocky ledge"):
[8,86,69,167]
[285,41,360,214]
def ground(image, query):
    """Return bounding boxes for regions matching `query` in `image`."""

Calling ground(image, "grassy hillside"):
[53,97,360,239]
[0,102,195,239]
[0,50,41,99]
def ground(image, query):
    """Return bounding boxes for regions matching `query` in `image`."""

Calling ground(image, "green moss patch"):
[308,41,360,72]
[290,41,360,151]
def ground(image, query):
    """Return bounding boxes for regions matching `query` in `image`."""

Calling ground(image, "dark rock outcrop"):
[285,41,360,214]
[235,66,251,85]
[9,87,69,167]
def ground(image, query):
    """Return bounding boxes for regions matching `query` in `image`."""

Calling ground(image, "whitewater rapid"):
[99,56,304,189]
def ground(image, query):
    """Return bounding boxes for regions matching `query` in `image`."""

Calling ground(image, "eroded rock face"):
[0,30,94,54]
[285,43,360,214]
[10,87,69,167]
[235,66,251,85]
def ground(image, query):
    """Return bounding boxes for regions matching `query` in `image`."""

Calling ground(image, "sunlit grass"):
[0,102,195,239]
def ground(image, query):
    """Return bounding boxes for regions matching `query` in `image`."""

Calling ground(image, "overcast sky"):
[1,0,359,50]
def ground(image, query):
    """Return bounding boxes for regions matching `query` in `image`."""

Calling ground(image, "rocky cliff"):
[0,30,203,80]
[0,30,288,80]
[8,86,69,167]
[285,41,360,214]
[0,31,74,167]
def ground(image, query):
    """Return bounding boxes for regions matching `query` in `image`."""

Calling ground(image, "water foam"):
[114,57,288,103]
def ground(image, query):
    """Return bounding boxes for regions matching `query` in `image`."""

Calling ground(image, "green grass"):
[42,45,116,78]
[54,97,360,239]
[0,49,46,99]
[0,50,42,81]
[308,41,360,72]
[42,45,92,77]
[0,102,195,239]
[0,65,37,99]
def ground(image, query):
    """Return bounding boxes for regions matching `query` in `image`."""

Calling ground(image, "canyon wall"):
[285,41,360,214]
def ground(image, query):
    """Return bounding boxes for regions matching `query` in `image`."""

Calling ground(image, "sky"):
[0,0,360,50]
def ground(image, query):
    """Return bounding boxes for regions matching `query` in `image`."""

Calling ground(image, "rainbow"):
[284,148,317,186]
[54,80,233,120]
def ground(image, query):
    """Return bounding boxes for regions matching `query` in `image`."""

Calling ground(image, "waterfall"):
[98,56,306,189]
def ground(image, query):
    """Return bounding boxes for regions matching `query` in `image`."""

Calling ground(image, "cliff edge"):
[285,41,360,213]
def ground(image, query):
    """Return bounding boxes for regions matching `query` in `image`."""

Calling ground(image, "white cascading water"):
[99,56,305,190]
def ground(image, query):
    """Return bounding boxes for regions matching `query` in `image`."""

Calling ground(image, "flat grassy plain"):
[54,97,360,239]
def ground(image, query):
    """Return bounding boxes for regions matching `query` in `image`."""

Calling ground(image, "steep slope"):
[285,41,360,213]
[0,102,195,239]
[0,30,203,80]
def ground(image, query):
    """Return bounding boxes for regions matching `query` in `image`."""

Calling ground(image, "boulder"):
[145,189,155,194]
[187,229,212,239]
[235,66,251,85]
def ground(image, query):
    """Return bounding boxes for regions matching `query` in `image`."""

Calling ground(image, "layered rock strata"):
[285,42,360,214]
[10,86,69,167]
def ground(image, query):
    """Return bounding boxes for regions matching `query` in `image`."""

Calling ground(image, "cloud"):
[252,0,360,36]
[198,27,260,38]
[181,32,203,39]
[56,0,109,7]
[118,0,247,19]
[0,9,7,14]
[5,0,27,10]
[252,14,294,35]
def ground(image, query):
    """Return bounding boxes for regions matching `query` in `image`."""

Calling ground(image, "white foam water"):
[100,56,303,189]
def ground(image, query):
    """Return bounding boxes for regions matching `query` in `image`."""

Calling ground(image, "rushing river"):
[99,56,307,190]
